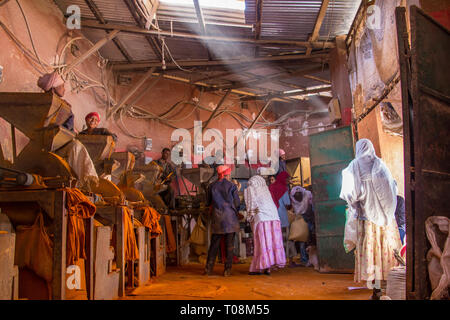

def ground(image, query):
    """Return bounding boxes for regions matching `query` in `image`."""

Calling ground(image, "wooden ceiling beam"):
[81,19,335,49]
[111,52,330,71]
[122,0,163,61]
[306,0,330,55]
[241,86,332,101]
[84,0,133,62]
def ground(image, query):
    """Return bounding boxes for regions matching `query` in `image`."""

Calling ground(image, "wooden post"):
[65,30,120,74]
[85,216,94,300]
[116,207,125,297]
[52,190,67,300]
[108,67,157,118]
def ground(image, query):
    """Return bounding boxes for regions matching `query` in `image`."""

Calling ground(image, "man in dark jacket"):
[204,165,240,277]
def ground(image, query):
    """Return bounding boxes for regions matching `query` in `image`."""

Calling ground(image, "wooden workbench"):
[0,188,94,300]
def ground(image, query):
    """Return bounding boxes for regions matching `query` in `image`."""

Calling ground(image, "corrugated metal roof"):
[81,28,127,62]
[245,0,361,41]
[51,0,361,97]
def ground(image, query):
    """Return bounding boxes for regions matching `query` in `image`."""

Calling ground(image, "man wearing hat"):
[79,112,118,142]
[276,149,287,177]
[204,165,241,277]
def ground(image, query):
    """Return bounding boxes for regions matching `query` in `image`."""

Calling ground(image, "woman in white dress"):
[245,175,286,275]
[340,139,402,299]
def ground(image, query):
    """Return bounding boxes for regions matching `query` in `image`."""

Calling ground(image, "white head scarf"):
[340,139,398,226]
[244,175,280,226]
[290,186,312,215]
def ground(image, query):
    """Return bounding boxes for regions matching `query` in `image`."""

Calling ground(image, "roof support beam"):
[306,0,330,55]
[211,65,326,91]
[202,89,231,130]
[193,0,206,34]
[254,0,263,57]
[84,0,133,62]
[81,20,335,49]
[65,29,120,74]
[108,67,157,118]
[122,0,163,61]
[111,52,330,71]
[241,86,332,101]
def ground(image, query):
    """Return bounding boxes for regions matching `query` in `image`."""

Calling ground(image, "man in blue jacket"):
[204,165,240,277]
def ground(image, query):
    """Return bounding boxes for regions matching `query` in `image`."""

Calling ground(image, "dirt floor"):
[123,261,372,300]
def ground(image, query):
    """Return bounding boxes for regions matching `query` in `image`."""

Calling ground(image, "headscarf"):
[278,149,286,157]
[85,112,100,122]
[244,175,279,226]
[269,171,289,208]
[340,139,398,226]
[290,186,312,215]
[217,165,231,180]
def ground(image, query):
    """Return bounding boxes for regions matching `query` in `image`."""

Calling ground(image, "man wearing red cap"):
[79,112,117,142]
[204,165,241,277]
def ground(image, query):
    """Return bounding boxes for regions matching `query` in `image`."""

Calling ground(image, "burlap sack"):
[189,216,206,246]
[425,216,450,300]
[15,213,53,283]
[288,216,309,242]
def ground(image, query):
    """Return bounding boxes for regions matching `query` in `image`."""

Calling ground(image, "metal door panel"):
[396,6,450,299]
[309,126,355,273]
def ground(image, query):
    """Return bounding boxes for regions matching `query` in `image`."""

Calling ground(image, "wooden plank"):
[81,20,335,49]
[85,216,94,300]
[307,0,330,55]
[115,207,125,297]
[84,0,132,62]
[111,52,330,71]
[52,190,67,300]
[94,226,119,300]
[108,67,157,117]
[241,86,332,101]
[65,30,120,74]
[202,89,231,130]
[193,0,206,34]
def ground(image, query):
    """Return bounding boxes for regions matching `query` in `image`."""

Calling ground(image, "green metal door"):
[309,126,355,273]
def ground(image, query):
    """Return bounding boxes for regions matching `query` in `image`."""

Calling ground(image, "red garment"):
[269,171,290,208]
[85,112,100,122]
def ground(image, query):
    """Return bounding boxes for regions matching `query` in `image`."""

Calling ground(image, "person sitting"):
[78,112,117,142]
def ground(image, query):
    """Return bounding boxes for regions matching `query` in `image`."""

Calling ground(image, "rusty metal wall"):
[397,6,450,300]
[309,126,355,273]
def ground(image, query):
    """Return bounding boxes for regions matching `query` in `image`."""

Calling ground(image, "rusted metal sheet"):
[309,126,354,273]
[396,6,450,300]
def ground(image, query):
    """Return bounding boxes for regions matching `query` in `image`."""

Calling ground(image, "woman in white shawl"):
[245,175,286,275]
[340,139,402,299]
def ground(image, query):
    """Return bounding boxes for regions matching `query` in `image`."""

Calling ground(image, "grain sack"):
[425,216,450,300]
[15,213,53,283]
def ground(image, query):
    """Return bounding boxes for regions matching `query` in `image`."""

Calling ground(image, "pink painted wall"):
[0,0,114,160]
[0,0,275,166]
